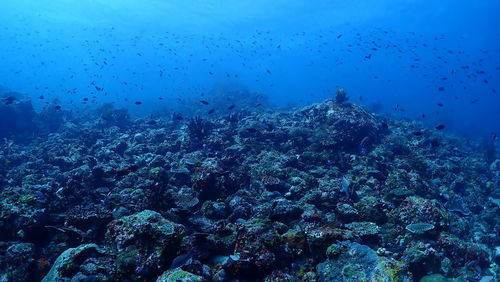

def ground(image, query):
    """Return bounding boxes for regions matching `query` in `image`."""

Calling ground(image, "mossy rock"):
[419,274,463,282]
[317,242,411,282]
[156,269,204,282]
[42,244,103,282]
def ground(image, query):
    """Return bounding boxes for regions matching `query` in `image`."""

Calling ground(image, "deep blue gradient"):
[1,0,499,139]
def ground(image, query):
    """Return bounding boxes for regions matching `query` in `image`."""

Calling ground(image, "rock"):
[489,159,500,171]
[390,196,450,231]
[106,210,186,279]
[296,99,386,151]
[263,270,300,282]
[305,226,354,259]
[326,242,347,259]
[5,242,35,281]
[0,92,36,139]
[403,241,440,279]
[173,186,200,209]
[270,199,303,223]
[201,201,229,219]
[419,274,462,282]
[0,185,49,241]
[42,244,102,282]
[436,233,490,269]
[335,203,359,222]
[354,196,388,224]
[345,221,380,244]
[316,242,410,282]
[494,246,500,264]
[222,222,279,279]
[156,269,205,282]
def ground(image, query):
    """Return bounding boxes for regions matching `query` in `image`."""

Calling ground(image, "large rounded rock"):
[156,269,205,282]
[316,242,410,282]
[295,99,387,151]
[106,210,186,279]
[42,244,103,282]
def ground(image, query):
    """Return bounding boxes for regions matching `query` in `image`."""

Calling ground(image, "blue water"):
[1,0,499,138]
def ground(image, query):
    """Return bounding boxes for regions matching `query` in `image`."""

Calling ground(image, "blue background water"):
[0,0,499,139]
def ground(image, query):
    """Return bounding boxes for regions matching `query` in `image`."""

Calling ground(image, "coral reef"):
[0,98,498,281]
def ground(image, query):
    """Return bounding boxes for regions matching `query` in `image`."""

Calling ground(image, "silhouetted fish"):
[200,100,209,105]
[412,131,424,136]
[171,250,194,268]
[435,124,445,130]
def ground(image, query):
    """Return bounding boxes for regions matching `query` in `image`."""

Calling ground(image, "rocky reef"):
[0,98,498,281]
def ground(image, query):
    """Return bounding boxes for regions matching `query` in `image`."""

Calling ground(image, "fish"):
[172,113,184,120]
[340,176,351,199]
[337,34,343,39]
[227,105,236,110]
[55,105,62,110]
[435,124,445,130]
[437,103,444,107]
[412,131,424,136]
[134,101,142,105]
[208,109,215,114]
[470,99,479,104]
[170,251,194,268]
[200,100,209,105]
[39,95,44,99]
[438,87,445,92]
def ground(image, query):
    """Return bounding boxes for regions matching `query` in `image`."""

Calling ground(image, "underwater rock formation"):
[0,92,36,139]
[0,98,498,281]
